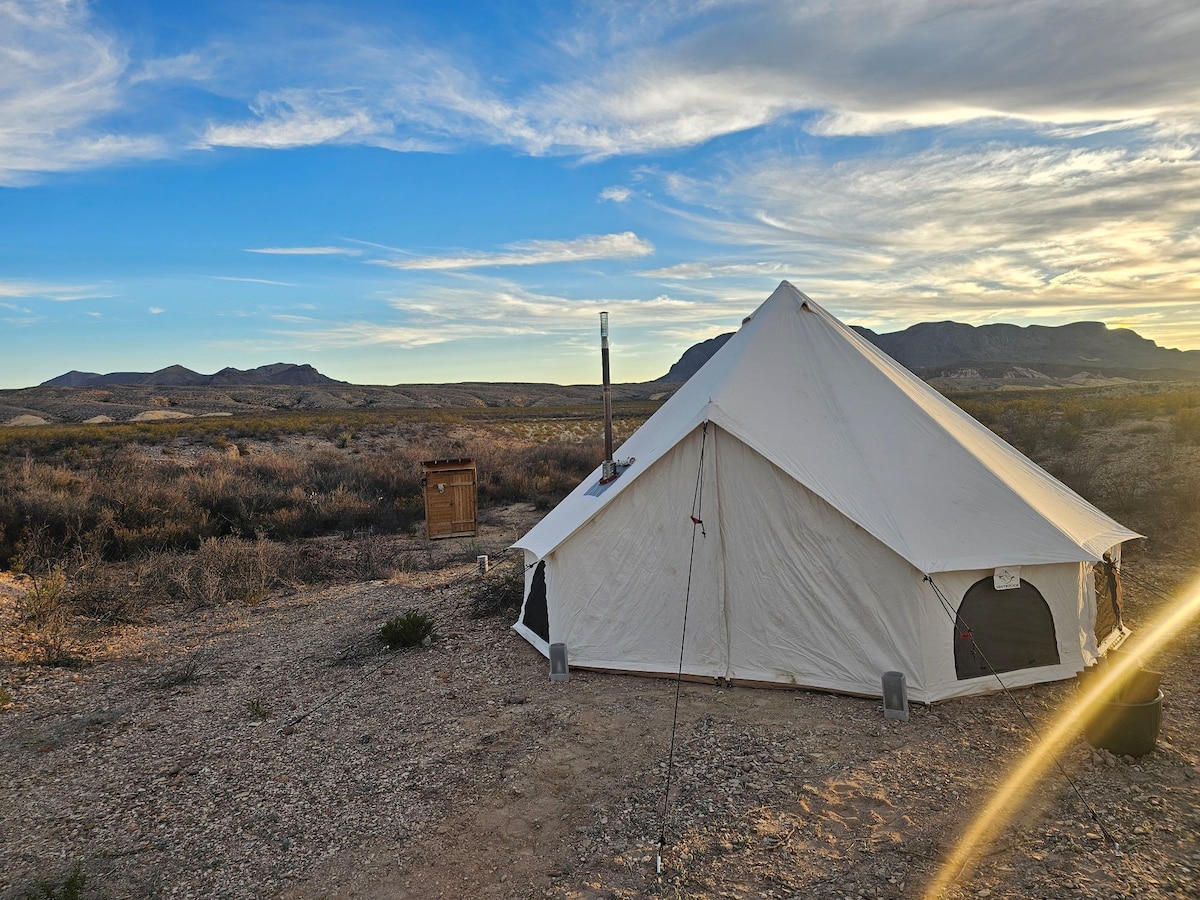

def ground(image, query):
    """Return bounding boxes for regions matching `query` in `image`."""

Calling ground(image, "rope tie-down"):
[657,421,709,874]
[924,574,1117,851]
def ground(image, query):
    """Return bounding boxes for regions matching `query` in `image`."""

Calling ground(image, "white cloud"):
[642,261,795,280]
[202,90,383,149]
[300,0,1199,158]
[148,306,165,314]
[600,186,632,203]
[244,246,362,256]
[0,0,166,184]
[8,1,1200,180]
[372,232,654,271]
[2,314,45,327]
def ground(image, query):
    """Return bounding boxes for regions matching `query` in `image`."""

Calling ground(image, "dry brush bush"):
[0,407,642,641]
[467,562,526,618]
[1174,408,1200,445]
[11,529,83,666]
[0,442,434,567]
[956,384,1200,541]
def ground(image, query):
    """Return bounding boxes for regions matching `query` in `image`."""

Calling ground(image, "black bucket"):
[1085,689,1163,758]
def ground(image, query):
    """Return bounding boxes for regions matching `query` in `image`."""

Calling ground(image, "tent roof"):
[515,282,1138,572]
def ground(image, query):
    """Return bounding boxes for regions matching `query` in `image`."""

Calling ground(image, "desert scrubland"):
[2,385,1200,899]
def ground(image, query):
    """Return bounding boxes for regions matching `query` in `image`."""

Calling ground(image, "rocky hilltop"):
[661,319,1200,382]
[41,363,342,388]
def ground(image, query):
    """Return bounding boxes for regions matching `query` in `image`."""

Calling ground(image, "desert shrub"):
[1044,450,1100,502]
[1124,421,1162,435]
[0,405,660,624]
[22,861,87,900]
[1044,422,1082,453]
[475,436,606,506]
[166,537,277,608]
[72,569,148,625]
[12,568,81,666]
[12,529,69,627]
[9,530,85,666]
[468,564,525,618]
[132,541,342,609]
[155,651,213,688]
[14,566,68,630]
[1174,408,1200,445]
[349,532,410,581]
[379,609,436,648]
[270,539,344,585]
[245,698,272,719]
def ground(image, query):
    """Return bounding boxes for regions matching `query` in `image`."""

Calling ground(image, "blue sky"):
[2,0,1199,389]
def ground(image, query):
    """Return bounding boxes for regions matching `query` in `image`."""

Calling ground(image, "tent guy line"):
[657,420,710,872]
[923,573,1118,852]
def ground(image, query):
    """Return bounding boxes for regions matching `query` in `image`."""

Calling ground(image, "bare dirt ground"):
[2,504,1199,899]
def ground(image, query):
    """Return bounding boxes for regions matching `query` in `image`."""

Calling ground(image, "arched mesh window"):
[954,577,1060,680]
[520,561,549,643]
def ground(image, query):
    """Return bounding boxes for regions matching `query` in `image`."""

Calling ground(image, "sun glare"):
[924,573,1200,898]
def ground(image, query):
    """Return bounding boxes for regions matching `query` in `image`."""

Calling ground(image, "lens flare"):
[923,574,1200,899]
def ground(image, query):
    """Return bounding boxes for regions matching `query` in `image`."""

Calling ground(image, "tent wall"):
[516,425,1107,703]
[710,429,930,697]
[525,426,935,697]
[917,563,1093,700]
[545,427,732,679]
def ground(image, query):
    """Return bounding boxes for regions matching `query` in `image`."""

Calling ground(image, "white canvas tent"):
[512,282,1139,702]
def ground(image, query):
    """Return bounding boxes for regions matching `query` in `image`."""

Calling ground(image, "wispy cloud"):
[129,51,214,85]
[7,1,1200,180]
[2,315,46,328]
[244,246,362,256]
[202,90,386,150]
[599,186,632,203]
[210,276,300,286]
[642,261,796,280]
[648,136,1200,347]
[273,278,756,351]
[371,232,654,271]
[0,279,114,302]
[148,307,165,314]
[0,1,166,185]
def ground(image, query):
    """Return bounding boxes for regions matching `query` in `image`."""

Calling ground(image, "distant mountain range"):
[660,319,1200,382]
[41,363,344,388]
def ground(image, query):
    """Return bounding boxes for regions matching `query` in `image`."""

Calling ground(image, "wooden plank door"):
[424,465,478,538]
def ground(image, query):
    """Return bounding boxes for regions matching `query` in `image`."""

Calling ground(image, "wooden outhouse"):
[421,459,478,539]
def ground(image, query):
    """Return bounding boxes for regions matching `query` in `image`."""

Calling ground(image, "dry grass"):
[0,406,651,666]
[3,385,1199,670]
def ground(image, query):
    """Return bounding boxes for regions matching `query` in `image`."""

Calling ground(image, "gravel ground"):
[2,510,1198,899]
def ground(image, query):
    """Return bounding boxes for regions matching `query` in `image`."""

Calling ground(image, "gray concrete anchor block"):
[883,671,909,721]
[549,642,569,682]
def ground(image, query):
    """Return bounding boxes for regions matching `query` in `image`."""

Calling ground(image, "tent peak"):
[745,280,812,324]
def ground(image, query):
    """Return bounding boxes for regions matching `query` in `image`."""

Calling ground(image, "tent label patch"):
[993,567,1021,590]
